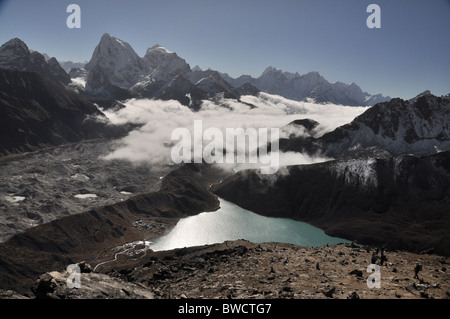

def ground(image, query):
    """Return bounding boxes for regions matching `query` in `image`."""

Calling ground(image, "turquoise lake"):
[150,197,351,251]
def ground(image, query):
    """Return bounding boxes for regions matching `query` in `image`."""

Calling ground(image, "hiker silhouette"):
[380,250,388,266]
[371,251,379,264]
[414,263,422,279]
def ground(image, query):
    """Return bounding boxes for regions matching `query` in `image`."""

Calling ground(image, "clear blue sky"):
[0,0,449,99]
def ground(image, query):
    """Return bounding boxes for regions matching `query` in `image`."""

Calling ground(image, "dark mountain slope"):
[0,69,126,156]
[0,38,70,86]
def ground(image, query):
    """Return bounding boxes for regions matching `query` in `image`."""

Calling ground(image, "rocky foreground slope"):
[2,241,449,299]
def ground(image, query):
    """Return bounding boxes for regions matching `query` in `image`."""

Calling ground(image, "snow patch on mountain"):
[329,158,378,188]
[71,76,86,88]
[142,44,190,82]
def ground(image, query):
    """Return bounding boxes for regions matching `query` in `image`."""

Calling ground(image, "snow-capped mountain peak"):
[408,90,432,103]
[148,44,173,54]
[0,38,32,71]
[262,66,279,74]
[84,33,145,94]
[85,33,143,72]
[3,38,29,52]
[143,44,190,81]
[2,38,29,52]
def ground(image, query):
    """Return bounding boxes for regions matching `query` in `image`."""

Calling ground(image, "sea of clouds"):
[98,92,368,172]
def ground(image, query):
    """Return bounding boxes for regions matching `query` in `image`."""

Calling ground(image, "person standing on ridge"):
[380,249,387,266]
[371,251,379,264]
[414,263,422,279]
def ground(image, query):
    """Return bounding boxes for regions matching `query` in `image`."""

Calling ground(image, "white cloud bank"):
[99,93,368,171]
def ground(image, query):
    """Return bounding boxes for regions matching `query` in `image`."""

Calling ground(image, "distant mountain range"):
[81,33,390,106]
[221,67,390,106]
[81,33,254,108]
[0,34,390,107]
[35,51,87,73]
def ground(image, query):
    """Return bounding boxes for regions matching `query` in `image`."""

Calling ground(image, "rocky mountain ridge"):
[279,92,450,157]
[0,38,70,86]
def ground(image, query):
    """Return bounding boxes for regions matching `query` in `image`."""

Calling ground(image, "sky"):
[0,0,449,99]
